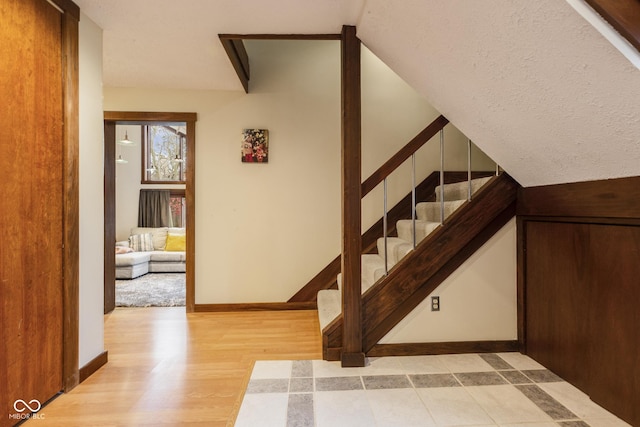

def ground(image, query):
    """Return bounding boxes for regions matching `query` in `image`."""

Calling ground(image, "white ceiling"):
[75,0,366,90]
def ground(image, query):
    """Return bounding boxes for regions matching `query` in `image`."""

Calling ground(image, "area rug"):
[116,273,185,307]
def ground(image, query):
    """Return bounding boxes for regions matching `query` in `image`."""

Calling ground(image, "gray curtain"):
[138,189,172,227]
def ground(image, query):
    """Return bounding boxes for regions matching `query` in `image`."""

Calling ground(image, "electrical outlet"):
[431,296,440,312]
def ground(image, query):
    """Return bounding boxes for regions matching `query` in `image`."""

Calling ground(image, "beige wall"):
[105,41,494,304]
[78,13,105,366]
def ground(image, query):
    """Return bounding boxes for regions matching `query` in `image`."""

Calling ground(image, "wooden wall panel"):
[520,177,640,426]
[587,225,640,425]
[524,222,591,391]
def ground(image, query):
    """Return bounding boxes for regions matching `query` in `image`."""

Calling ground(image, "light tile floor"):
[235,353,631,427]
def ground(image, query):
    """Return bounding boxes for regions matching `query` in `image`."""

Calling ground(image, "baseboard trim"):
[194,302,317,312]
[367,340,519,357]
[79,350,108,383]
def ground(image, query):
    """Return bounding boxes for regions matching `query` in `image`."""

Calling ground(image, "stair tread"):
[435,176,492,201]
[397,219,440,243]
[416,199,466,221]
[317,289,341,331]
[377,237,413,266]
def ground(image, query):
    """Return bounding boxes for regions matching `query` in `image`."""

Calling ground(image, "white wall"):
[104,40,493,304]
[114,125,186,241]
[78,13,105,366]
[381,219,517,343]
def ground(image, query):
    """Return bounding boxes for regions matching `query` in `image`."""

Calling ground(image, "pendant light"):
[118,130,134,146]
[116,154,128,164]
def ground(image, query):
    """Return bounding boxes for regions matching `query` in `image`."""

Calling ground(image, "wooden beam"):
[340,25,364,367]
[219,33,341,40]
[219,37,250,93]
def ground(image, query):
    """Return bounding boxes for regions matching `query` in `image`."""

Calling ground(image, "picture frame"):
[241,129,269,163]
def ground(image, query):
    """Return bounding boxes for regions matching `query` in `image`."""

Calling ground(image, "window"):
[142,124,187,183]
[170,190,186,228]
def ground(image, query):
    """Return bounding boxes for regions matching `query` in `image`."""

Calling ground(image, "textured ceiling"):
[359,0,640,186]
[76,0,640,186]
[75,0,365,90]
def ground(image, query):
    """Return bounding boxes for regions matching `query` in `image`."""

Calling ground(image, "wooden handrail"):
[361,115,449,197]
[584,0,640,52]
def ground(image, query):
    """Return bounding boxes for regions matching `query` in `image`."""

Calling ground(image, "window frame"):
[141,124,187,184]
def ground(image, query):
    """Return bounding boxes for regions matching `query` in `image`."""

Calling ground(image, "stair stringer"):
[322,173,519,360]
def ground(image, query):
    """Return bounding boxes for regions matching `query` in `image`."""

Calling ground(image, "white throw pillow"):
[130,227,168,250]
[129,233,154,252]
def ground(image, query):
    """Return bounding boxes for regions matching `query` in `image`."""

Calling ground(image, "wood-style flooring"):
[31,308,322,426]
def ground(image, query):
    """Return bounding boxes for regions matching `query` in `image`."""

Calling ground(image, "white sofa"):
[115,227,186,279]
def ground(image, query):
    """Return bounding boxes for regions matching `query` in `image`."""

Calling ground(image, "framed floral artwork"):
[241,129,269,163]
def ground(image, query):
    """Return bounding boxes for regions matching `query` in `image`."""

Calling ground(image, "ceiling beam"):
[219,33,342,93]
[219,36,250,93]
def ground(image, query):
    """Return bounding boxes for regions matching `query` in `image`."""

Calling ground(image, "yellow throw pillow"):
[165,234,186,252]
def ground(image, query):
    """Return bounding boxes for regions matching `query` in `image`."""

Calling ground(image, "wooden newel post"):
[340,25,365,367]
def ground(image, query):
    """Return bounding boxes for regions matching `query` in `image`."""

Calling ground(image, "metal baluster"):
[383,177,389,275]
[411,153,416,249]
[439,129,445,225]
[467,139,472,201]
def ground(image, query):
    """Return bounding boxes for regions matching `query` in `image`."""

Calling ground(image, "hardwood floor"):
[32,308,322,426]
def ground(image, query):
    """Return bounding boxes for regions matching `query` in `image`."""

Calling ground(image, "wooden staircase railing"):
[341,110,452,366]
[288,171,493,303]
[322,173,519,361]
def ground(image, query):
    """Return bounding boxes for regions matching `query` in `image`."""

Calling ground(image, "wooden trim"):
[516,216,526,353]
[79,351,108,383]
[361,115,450,197]
[368,341,519,357]
[103,122,116,314]
[185,120,196,312]
[103,111,197,123]
[219,34,341,40]
[517,215,640,227]
[61,4,80,393]
[517,176,640,219]
[103,112,197,313]
[584,0,640,52]
[288,255,340,302]
[219,37,249,93]
[50,0,80,21]
[194,302,316,312]
[340,25,364,367]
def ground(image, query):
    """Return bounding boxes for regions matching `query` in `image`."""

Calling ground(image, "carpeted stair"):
[317,176,492,331]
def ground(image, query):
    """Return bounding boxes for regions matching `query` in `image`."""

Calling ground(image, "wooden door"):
[0,0,65,423]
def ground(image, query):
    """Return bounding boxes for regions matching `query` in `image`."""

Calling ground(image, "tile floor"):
[235,353,631,427]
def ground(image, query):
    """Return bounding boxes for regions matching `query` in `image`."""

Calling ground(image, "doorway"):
[103,112,197,313]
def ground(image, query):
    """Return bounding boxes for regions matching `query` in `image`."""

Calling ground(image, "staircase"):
[317,176,492,332]
[320,172,519,361]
